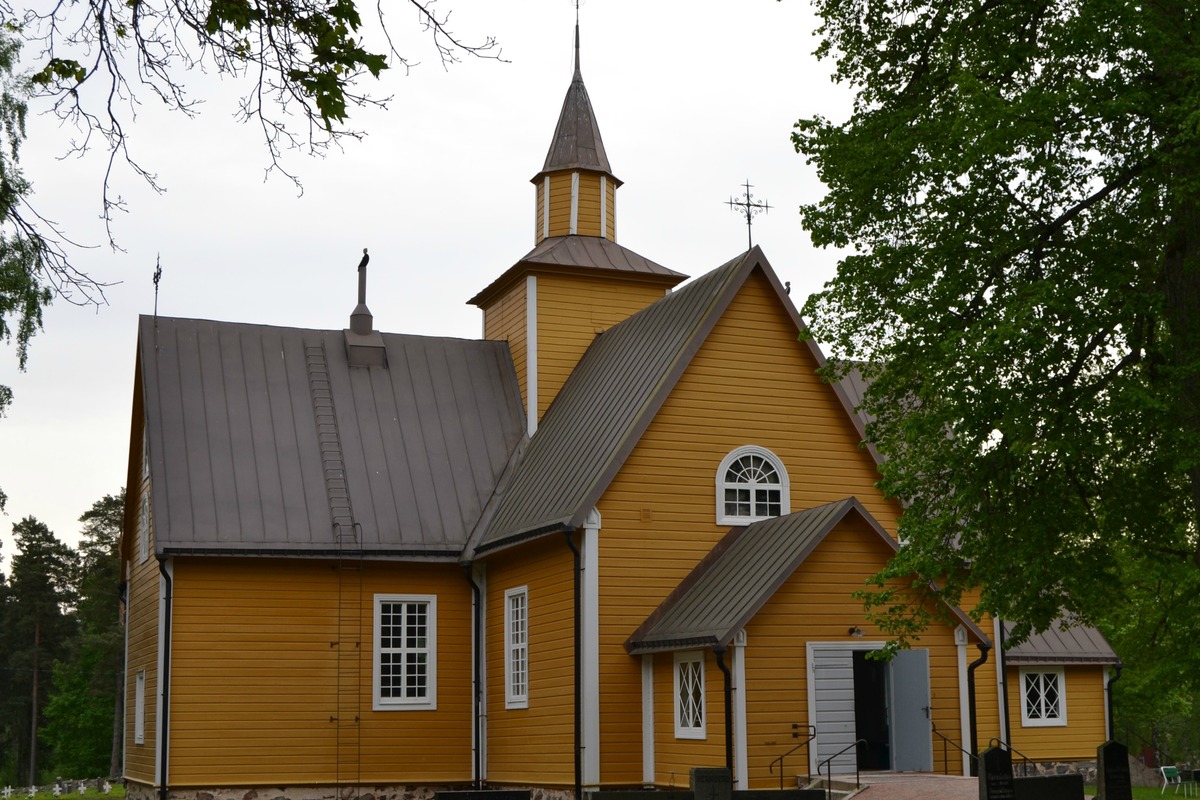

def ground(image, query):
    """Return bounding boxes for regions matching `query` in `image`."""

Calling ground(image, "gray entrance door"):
[810,647,857,774]
[888,649,933,771]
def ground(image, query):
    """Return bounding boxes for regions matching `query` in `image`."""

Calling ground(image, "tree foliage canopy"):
[795,0,1200,647]
[0,0,497,504]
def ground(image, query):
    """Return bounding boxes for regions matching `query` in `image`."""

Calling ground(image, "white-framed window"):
[716,445,790,525]
[674,651,706,739]
[505,586,529,709]
[1020,667,1067,727]
[134,670,146,745]
[373,594,437,710]
[138,497,149,564]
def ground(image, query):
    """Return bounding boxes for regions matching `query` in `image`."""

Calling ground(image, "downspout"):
[1106,660,1123,741]
[714,646,733,780]
[564,532,582,800]
[966,642,991,777]
[997,622,1010,746]
[157,558,173,800]
[464,565,483,789]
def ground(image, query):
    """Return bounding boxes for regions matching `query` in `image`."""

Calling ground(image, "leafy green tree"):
[0,518,79,784]
[795,0,1199,654]
[42,491,125,779]
[1,2,498,505]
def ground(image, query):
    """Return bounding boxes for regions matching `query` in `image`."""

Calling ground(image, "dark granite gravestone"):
[691,767,732,800]
[1097,741,1133,800]
[979,746,1017,800]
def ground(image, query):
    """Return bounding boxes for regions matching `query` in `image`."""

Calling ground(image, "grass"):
[8,787,125,800]
[1086,786,1193,799]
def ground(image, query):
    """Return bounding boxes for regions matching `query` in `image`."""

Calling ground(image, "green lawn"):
[12,786,125,800]
[1087,786,1191,799]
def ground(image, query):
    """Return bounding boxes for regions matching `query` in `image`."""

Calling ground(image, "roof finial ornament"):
[573,0,581,77]
[351,247,373,335]
[728,180,771,251]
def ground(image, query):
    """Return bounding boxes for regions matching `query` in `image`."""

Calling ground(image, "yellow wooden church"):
[119,28,1119,800]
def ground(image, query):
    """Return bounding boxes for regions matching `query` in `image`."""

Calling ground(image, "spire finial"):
[573,1,581,76]
[728,180,771,251]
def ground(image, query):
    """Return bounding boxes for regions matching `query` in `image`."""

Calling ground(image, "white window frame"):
[134,670,146,745]
[674,651,706,740]
[716,445,790,525]
[505,586,529,709]
[1019,667,1067,727]
[373,594,437,711]
[138,497,150,564]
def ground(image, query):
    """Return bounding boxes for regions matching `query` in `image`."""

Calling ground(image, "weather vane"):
[153,254,162,317]
[728,180,771,250]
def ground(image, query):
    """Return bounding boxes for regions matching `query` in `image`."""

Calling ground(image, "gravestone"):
[979,746,1017,800]
[1013,774,1084,800]
[691,767,732,800]
[1097,741,1133,800]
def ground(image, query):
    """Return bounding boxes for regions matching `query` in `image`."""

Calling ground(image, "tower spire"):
[574,2,580,76]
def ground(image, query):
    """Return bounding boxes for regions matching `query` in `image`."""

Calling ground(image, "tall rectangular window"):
[674,651,705,739]
[374,594,437,710]
[505,586,529,708]
[138,497,149,564]
[134,670,146,745]
[1020,667,1067,727]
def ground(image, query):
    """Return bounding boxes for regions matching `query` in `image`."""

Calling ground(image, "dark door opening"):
[853,650,891,770]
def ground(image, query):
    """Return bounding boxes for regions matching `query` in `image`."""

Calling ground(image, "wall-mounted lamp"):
[848,626,864,637]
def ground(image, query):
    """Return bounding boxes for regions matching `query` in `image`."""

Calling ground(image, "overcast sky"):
[0,0,855,566]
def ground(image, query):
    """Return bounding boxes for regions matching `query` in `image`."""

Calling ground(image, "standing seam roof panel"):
[476,253,752,551]
[141,317,525,555]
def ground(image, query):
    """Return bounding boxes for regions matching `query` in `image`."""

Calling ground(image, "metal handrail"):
[818,738,867,800]
[989,737,1036,777]
[931,722,973,775]
[769,725,817,790]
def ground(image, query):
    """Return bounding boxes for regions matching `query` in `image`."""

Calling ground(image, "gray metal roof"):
[533,43,617,184]
[468,250,753,556]
[468,247,875,556]
[468,236,685,309]
[139,315,526,557]
[625,498,991,654]
[1003,621,1120,665]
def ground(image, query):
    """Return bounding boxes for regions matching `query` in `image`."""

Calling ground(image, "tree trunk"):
[29,618,39,785]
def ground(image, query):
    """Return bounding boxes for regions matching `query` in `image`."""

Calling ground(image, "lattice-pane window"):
[1020,668,1066,727]
[674,651,706,739]
[505,586,529,708]
[374,594,437,710]
[134,670,146,745]
[138,497,149,564]
[716,446,790,524]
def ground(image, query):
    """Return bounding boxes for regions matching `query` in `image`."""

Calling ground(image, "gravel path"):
[853,774,978,800]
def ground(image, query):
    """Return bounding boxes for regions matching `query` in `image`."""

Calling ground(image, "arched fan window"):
[716,445,790,525]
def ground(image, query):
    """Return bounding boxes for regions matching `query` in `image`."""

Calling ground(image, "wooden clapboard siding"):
[959,595,1001,749]
[1006,665,1108,761]
[166,557,472,787]
[124,466,159,784]
[651,650,726,786]
[595,270,903,784]
[605,179,616,240]
[484,537,576,786]
[576,173,603,237]
[742,517,963,786]
[483,278,528,413]
[546,173,574,238]
[536,181,547,241]
[535,273,669,420]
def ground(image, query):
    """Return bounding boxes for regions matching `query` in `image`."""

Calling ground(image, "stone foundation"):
[125,785,576,800]
[1016,760,1097,784]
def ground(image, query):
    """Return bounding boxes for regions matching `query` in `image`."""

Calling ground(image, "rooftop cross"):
[727,180,771,251]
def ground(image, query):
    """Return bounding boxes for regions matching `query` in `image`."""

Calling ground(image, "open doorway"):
[853,651,890,770]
